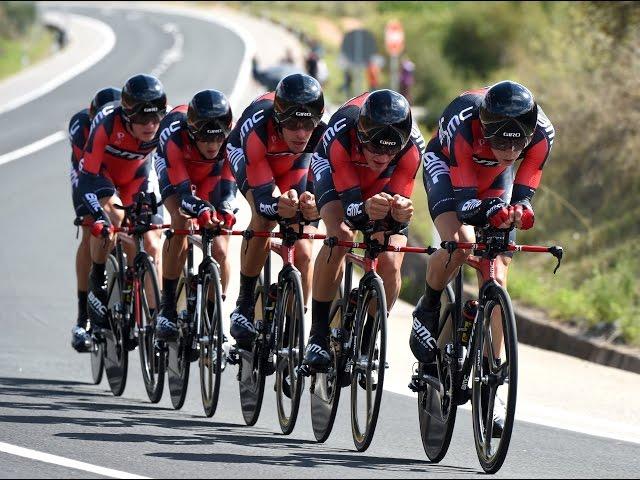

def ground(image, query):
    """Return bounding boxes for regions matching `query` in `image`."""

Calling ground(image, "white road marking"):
[0,14,116,116]
[0,442,150,479]
[0,130,66,166]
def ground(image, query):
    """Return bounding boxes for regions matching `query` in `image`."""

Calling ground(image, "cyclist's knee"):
[251,213,277,231]
[294,241,312,268]
[494,255,511,288]
[378,252,402,280]
[212,241,227,263]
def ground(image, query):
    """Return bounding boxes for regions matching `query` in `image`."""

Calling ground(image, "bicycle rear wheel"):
[275,269,305,434]
[310,289,344,443]
[471,285,518,473]
[418,286,458,462]
[137,255,165,404]
[103,252,128,397]
[351,275,387,452]
[199,262,224,417]
[238,276,266,426]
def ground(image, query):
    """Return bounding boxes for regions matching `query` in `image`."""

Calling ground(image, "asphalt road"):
[0,4,638,479]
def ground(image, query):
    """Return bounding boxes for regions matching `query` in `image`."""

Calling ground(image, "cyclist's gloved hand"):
[486,199,511,228]
[215,210,236,229]
[90,214,112,238]
[511,203,534,230]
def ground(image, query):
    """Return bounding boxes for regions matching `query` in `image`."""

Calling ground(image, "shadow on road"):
[0,376,478,475]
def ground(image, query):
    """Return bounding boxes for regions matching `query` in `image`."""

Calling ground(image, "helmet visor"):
[357,126,406,156]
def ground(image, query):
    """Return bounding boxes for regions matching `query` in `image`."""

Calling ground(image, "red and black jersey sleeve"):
[157,105,191,196]
[511,106,554,209]
[68,108,91,171]
[80,109,115,176]
[385,125,425,199]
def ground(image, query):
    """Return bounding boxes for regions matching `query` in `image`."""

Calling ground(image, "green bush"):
[0,1,37,38]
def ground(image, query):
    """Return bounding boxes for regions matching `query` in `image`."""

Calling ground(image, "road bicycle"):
[410,226,562,473]
[304,223,436,452]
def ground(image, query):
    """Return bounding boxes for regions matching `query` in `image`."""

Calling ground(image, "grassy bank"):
[0,24,55,81]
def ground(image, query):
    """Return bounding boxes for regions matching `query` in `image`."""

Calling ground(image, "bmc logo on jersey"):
[346,202,363,218]
[159,120,181,148]
[311,152,330,181]
[438,106,473,149]
[461,199,481,211]
[105,145,145,160]
[259,202,277,217]
[240,109,265,142]
[321,117,348,150]
[84,192,101,212]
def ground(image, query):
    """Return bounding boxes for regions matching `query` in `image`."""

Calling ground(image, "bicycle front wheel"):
[275,269,306,435]
[350,275,387,452]
[103,252,128,396]
[471,285,518,474]
[419,285,458,462]
[137,255,165,404]
[199,262,224,417]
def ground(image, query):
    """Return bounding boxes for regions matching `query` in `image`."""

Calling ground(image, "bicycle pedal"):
[226,347,240,366]
[298,363,311,377]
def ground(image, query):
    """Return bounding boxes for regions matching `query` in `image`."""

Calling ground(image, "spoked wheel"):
[350,276,387,452]
[418,287,458,463]
[137,256,165,404]
[310,293,344,443]
[103,253,128,397]
[471,286,518,474]
[238,277,266,426]
[199,262,224,417]
[89,323,105,385]
[275,270,306,435]
[168,267,191,409]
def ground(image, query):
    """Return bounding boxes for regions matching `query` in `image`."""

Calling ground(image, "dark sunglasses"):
[280,116,319,131]
[487,134,531,152]
[129,110,166,125]
[362,141,403,156]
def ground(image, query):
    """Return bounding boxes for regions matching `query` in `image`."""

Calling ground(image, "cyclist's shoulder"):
[530,105,555,147]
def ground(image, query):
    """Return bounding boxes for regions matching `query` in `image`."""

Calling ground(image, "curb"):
[400,238,640,375]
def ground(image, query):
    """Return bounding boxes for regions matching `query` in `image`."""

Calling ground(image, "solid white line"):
[0,14,116,116]
[0,442,150,479]
[0,130,67,166]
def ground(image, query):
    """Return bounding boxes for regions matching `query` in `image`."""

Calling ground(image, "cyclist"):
[76,73,167,332]
[69,87,121,352]
[153,89,237,340]
[414,80,554,432]
[303,89,426,368]
[226,73,326,349]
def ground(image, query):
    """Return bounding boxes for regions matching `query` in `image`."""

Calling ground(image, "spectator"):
[400,56,415,104]
[366,59,380,90]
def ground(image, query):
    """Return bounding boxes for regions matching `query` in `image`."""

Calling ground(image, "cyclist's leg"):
[71,179,93,349]
[373,232,406,310]
[212,234,230,298]
[293,226,315,306]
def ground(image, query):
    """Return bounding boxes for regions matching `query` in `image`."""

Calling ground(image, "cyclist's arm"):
[244,129,279,220]
[219,157,238,209]
[77,123,109,220]
[329,139,368,228]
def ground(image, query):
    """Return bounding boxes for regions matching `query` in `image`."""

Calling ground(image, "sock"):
[310,299,332,339]
[237,273,258,306]
[422,282,443,310]
[162,277,178,309]
[91,262,106,285]
[77,291,88,326]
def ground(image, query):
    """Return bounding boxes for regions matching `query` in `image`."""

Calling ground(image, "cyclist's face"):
[130,117,160,142]
[362,145,394,172]
[491,146,523,165]
[281,123,314,154]
[195,138,224,160]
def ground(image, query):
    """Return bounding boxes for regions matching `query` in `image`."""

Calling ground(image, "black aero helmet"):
[89,87,121,119]
[273,73,324,127]
[121,74,167,122]
[187,89,232,140]
[479,80,538,146]
[357,89,412,154]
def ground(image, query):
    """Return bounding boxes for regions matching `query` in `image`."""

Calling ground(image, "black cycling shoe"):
[71,325,91,353]
[155,308,178,341]
[409,297,440,364]
[230,305,256,350]
[303,334,331,371]
[87,276,109,330]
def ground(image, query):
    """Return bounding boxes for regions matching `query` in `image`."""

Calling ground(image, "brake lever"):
[549,246,563,274]
[324,236,338,263]
[243,229,255,255]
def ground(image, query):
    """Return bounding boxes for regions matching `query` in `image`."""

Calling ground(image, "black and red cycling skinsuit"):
[422,87,555,236]
[311,92,426,229]
[154,105,237,212]
[225,91,326,220]
[75,106,157,218]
